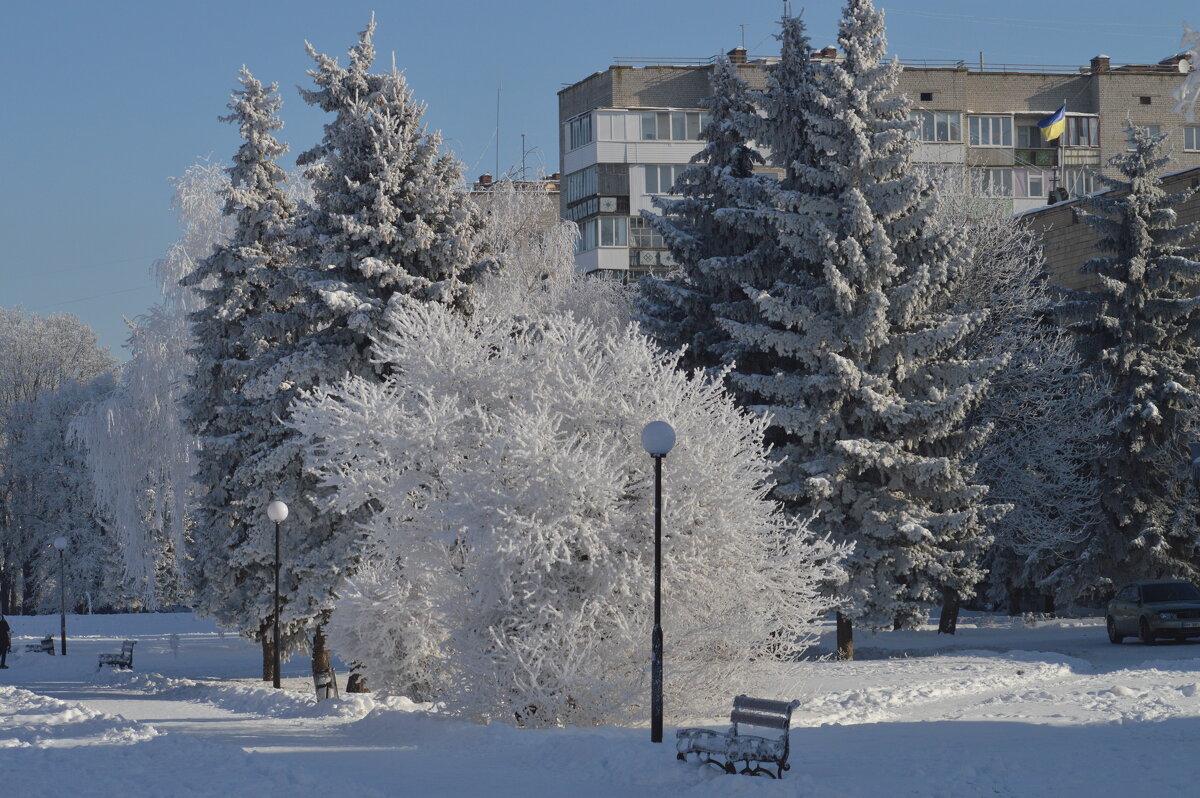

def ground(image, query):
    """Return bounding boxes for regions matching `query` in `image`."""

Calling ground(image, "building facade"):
[558,49,1200,278]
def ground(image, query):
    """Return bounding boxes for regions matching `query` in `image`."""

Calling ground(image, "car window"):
[1117,586,1136,601]
[1141,582,1200,602]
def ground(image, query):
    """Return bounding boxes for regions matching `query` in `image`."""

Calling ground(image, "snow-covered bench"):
[98,640,136,670]
[676,695,800,779]
[24,634,54,654]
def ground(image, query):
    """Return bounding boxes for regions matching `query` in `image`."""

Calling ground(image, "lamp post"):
[266,500,289,689]
[641,420,675,743]
[52,536,68,655]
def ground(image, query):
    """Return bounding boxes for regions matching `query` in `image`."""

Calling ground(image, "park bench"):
[97,640,136,670]
[676,695,800,779]
[24,634,54,654]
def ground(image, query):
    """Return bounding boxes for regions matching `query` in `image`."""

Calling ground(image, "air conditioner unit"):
[639,250,658,266]
[599,197,618,213]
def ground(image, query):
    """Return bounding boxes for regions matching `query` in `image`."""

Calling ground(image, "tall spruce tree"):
[721,3,1003,655]
[247,19,484,657]
[182,68,301,675]
[1055,125,1200,599]
[635,57,770,374]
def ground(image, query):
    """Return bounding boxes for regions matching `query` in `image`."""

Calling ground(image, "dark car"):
[1107,580,1200,644]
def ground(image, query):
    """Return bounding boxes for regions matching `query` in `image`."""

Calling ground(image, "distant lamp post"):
[52,536,68,655]
[641,420,676,744]
[266,500,289,689]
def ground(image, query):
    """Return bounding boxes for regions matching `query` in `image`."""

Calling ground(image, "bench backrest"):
[121,640,136,655]
[730,695,799,759]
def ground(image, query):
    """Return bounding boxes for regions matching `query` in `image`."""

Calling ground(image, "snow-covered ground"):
[3,612,1200,796]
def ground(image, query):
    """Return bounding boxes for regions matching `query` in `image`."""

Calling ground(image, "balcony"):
[1015,148,1058,168]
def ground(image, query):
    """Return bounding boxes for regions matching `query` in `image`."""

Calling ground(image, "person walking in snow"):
[0,614,10,668]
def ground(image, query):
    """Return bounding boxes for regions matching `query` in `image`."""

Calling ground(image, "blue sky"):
[1,0,1194,358]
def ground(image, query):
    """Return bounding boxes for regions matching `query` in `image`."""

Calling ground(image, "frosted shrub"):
[292,297,845,726]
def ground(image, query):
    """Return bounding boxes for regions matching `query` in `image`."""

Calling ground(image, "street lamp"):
[266,500,289,689]
[52,536,68,655]
[641,420,675,744]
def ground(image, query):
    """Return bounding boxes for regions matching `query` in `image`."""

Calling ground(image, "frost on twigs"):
[292,297,845,727]
[72,163,231,607]
[934,171,1109,610]
[1172,24,1200,123]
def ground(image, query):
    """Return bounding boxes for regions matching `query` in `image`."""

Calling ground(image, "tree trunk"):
[312,628,338,701]
[836,612,854,661]
[938,587,961,635]
[0,567,10,615]
[260,621,275,682]
[346,669,370,694]
[20,560,37,615]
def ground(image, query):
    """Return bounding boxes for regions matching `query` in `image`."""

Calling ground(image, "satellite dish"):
[1180,58,1191,74]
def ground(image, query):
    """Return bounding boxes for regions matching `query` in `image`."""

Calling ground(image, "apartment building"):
[558,49,1200,277]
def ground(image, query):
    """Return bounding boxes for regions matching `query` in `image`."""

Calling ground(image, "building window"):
[1065,116,1099,147]
[1139,96,1152,105]
[969,116,1013,147]
[1014,169,1049,198]
[911,110,962,142]
[640,111,709,141]
[1017,124,1057,149]
[644,164,688,194]
[565,166,597,204]
[567,114,592,150]
[630,216,666,249]
[1027,171,1045,199]
[975,168,1013,197]
[575,219,598,254]
[919,91,933,102]
[599,216,628,247]
[1063,169,1095,198]
[1186,126,1200,151]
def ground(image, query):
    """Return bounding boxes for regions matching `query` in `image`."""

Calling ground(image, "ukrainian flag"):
[1038,104,1067,142]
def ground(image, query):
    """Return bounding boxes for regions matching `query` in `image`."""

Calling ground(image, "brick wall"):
[559,70,614,122]
[1021,167,1200,291]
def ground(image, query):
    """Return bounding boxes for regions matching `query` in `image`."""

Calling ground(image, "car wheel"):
[1107,617,1124,644]
[1139,617,1157,645]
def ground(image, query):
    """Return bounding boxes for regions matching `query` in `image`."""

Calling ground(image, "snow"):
[4,611,1200,796]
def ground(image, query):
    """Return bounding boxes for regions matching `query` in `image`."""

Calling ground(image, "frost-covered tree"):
[243,20,484,653]
[182,68,302,672]
[1054,126,1200,598]
[72,163,231,607]
[934,188,1110,614]
[0,309,115,613]
[635,56,770,373]
[4,376,126,614]
[289,292,846,725]
[471,180,631,329]
[718,3,1003,654]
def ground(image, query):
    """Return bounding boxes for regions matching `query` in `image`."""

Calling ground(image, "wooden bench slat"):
[730,709,791,731]
[734,695,797,715]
